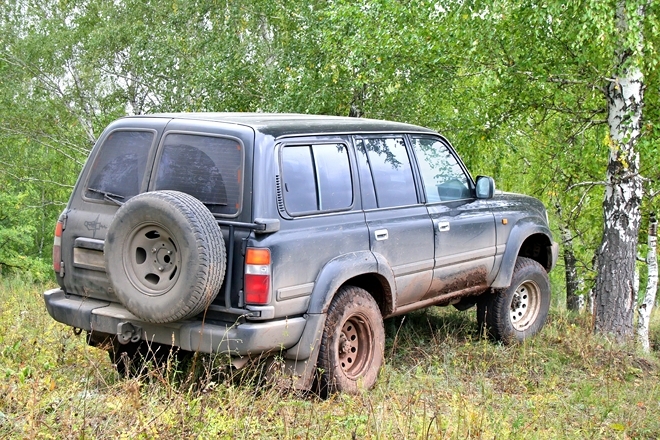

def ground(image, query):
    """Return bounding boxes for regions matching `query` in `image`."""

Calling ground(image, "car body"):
[44,113,558,392]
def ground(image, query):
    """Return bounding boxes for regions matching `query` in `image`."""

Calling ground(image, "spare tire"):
[105,190,226,323]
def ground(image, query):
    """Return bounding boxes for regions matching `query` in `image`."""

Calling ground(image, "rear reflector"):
[52,220,63,274]
[245,248,271,305]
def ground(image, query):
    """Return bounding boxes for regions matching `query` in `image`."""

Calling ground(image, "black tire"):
[317,286,385,395]
[479,257,550,343]
[105,190,226,323]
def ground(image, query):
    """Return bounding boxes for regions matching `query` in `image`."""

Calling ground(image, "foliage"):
[1,280,659,438]
[0,0,659,316]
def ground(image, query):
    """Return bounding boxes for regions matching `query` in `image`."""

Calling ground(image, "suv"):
[44,113,558,393]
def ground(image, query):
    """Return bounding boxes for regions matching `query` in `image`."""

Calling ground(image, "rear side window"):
[281,144,353,215]
[153,133,243,216]
[362,137,418,208]
[85,130,154,202]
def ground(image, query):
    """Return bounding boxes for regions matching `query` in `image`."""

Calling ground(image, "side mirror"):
[475,176,495,199]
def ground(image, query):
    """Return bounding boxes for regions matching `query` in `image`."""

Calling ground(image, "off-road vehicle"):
[44,113,558,393]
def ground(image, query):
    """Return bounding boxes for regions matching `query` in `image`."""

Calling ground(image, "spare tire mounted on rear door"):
[104,190,226,323]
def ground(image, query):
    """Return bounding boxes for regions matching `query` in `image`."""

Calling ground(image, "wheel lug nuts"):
[151,248,157,253]
[158,267,163,271]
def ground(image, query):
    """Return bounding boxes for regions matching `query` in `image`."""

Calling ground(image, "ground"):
[1,277,659,439]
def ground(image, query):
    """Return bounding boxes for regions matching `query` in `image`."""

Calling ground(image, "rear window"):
[153,133,243,216]
[85,130,154,202]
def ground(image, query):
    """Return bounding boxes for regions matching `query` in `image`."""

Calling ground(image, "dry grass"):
[1,277,659,439]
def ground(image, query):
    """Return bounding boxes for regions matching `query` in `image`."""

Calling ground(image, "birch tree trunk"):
[562,226,583,311]
[637,215,658,352]
[593,0,646,341]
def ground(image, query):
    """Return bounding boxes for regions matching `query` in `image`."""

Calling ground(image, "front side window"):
[153,133,243,216]
[363,137,418,208]
[85,130,154,202]
[281,144,353,215]
[412,137,471,202]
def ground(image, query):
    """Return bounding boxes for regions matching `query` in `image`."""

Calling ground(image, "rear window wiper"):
[87,188,125,206]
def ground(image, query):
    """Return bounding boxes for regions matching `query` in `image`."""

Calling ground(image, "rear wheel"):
[317,286,385,395]
[478,257,550,343]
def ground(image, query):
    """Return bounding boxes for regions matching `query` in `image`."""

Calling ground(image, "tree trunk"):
[637,214,658,353]
[593,0,646,341]
[562,226,583,311]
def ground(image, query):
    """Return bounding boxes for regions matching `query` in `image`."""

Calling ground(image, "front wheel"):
[478,257,550,343]
[317,286,385,395]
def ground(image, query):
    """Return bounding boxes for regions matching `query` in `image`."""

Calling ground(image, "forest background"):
[2,0,660,331]
[2,1,660,438]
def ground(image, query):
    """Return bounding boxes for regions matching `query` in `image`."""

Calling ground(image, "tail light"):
[245,248,271,305]
[52,219,64,275]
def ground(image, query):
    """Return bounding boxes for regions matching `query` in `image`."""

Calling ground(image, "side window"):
[281,144,353,215]
[363,137,418,208]
[412,137,471,202]
[153,133,243,216]
[355,140,377,210]
[85,130,154,202]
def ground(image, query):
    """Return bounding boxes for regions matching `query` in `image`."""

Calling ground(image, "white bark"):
[593,0,646,340]
[637,216,658,353]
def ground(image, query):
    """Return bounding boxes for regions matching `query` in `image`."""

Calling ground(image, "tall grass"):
[1,276,659,439]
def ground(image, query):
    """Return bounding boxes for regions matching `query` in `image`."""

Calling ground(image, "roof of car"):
[129,112,437,138]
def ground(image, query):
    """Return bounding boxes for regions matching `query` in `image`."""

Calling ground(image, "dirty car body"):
[44,113,559,392]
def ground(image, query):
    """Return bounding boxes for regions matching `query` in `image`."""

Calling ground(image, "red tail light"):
[245,248,271,305]
[52,219,63,274]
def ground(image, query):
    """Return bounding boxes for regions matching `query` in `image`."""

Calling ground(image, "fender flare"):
[307,250,395,315]
[491,220,553,288]
[284,250,395,366]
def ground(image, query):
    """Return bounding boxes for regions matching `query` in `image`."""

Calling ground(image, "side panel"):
[364,206,434,306]
[426,200,496,297]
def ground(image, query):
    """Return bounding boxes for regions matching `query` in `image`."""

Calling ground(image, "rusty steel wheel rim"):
[510,280,541,331]
[337,313,373,379]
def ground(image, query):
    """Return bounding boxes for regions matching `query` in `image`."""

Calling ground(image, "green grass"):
[1,276,659,439]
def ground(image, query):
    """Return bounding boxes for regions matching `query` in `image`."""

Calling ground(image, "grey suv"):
[44,113,558,393]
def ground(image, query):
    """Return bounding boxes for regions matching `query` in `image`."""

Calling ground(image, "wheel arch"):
[491,221,555,289]
[306,251,395,316]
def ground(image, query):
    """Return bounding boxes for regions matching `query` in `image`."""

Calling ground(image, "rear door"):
[62,118,170,301]
[355,136,434,307]
[410,136,496,299]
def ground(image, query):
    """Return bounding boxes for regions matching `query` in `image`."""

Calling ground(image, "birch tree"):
[637,214,658,352]
[593,0,649,340]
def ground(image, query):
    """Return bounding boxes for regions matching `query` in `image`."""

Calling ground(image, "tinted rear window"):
[153,133,243,216]
[85,130,154,202]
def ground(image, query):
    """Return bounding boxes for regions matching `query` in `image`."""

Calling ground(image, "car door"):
[409,136,497,300]
[354,136,434,307]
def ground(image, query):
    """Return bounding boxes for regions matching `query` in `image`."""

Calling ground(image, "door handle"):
[438,221,450,232]
[374,229,389,241]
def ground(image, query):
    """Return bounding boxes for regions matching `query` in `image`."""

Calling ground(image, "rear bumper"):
[43,288,306,356]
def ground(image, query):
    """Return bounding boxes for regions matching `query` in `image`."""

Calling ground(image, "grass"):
[1,276,660,439]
